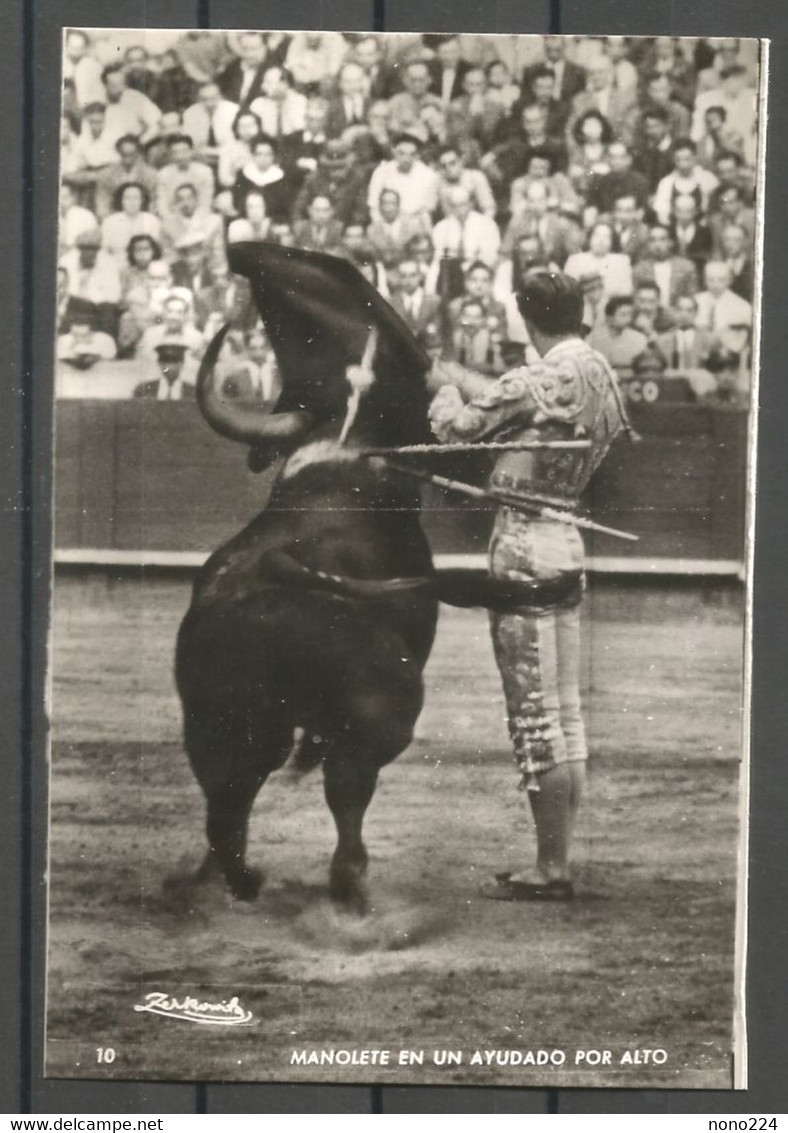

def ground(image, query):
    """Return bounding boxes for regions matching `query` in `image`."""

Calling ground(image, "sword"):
[382,459,639,543]
[362,440,593,454]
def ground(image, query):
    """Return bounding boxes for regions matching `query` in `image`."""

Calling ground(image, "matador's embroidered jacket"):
[429,336,631,509]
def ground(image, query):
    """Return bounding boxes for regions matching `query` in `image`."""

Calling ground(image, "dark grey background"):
[4,0,786,1114]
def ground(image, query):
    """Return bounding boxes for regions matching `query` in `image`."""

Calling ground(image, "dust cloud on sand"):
[46,576,744,1087]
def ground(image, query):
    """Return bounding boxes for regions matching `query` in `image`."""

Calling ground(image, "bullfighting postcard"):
[46,28,766,1088]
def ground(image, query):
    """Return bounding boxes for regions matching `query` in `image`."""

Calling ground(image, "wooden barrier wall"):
[54,400,749,566]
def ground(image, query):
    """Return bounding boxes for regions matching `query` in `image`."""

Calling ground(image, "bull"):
[175,243,576,913]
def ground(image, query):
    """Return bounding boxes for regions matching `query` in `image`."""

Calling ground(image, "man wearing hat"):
[133,342,196,400]
[171,234,216,296]
[292,138,369,228]
[59,227,122,338]
[703,344,749,406]
[160,182,227,274]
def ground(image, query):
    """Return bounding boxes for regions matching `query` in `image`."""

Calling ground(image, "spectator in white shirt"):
[697,38,759,92]
[437,146,496,218]
[603,37,639,94]
[216,109,264,193]
[183,82,240,159]
[387,60,444,138]
[653,139,719,226]
[655,295,717,395]
[241,328,282,404]
[366,188,427,268]
[101,182,161,261]
[564,221,633,300]
[249,67,308,139]
[215,328,282,405]
[138,293,204,366]
[485,60,520,114]
[160,182,226,274]
[367,134,440,226]
[101,64,162,145]
[587,295,648,374]
[59,183,98,253]
[57,312,118,368]
[60,228,123,338]
[428,184,501,291]
[156,134,216,219]
[227,191,273,244]
[60,115,84,181]
[93,133,159,221]
[285,32,348,92]
[63,29,105,110]
[691,64,757,158]
[695,260,752,354]
[73,103,118,172]
[60,228,122,306]
[632,223,698,309]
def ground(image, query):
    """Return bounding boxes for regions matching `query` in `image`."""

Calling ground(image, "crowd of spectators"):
[57,29,760,405]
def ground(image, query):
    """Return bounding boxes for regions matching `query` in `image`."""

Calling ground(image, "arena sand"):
[45,574,744,1089]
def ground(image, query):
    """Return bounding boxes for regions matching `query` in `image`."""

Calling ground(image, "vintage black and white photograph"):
[47,27,765,1089]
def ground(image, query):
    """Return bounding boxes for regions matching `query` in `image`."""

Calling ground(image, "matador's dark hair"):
[515,271,584,336]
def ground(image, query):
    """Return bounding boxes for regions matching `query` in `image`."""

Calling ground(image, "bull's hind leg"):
[185,710,291,901]
[323,673,421,914]
[203,771,269,900]
[323,752,379,915]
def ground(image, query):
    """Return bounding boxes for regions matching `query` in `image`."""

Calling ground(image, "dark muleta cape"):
[227,241,433,447]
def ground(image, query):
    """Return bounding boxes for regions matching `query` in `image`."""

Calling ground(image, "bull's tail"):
[262,550,582,611]
[261,549,430,600]
[432,568,584,612]
[279,727,324,779]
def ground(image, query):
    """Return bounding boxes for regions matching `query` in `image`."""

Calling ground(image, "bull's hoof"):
[163,852,219,893]
[193,851,222,883]
[330,863,370,917]
[229,866,263,902]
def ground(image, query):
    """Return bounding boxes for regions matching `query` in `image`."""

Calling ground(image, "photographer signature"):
[133,991,255,1026]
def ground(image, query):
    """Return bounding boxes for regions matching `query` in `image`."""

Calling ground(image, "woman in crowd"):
[567,109,613,202]
[231,134,288,222]
[117,236,168,356]
[217,109,264,190]
[564,220,633,300]
[120,233,164,296]
[54,30,760,411]
[227,190,273,243]
[485,60,520,113]
[101,183,162,261]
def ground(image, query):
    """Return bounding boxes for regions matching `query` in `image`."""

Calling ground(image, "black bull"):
[175,243,578,913]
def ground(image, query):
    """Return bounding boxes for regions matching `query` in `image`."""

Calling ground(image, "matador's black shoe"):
[482,874,575,901]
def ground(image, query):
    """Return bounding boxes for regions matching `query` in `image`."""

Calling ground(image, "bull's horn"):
[196,325,313,444]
